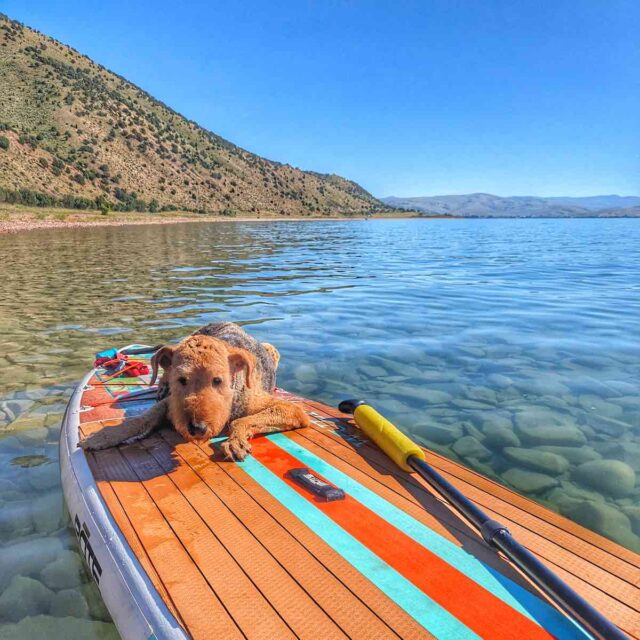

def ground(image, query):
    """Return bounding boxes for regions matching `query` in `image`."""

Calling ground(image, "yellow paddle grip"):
[352,404,426,472]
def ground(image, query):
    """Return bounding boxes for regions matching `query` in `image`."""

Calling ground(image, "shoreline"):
[1,209,634,235]
[0,206,431,235]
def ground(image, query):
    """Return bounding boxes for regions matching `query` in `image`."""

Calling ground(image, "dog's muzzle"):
[187,421,208,437]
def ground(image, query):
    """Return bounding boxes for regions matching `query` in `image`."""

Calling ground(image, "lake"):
[0,217,639,637]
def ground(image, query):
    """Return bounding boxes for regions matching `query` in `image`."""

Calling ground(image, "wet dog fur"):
[78,323,310,460]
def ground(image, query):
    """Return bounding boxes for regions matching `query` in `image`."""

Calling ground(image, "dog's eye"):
[178,376,188,386]
[211,377,222,387]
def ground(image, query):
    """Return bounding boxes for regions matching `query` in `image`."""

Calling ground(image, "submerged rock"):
[462,421,485,441]
[605,442,640,471]
[502,447,570,475]
[452,399,493,410]
[577,394,623,418]
[0,615,119,640]
[558,480,605,503]
[463,457,501,482]
[0,436,24,454]
[463,386,497,405]
[590,441,622,457]
[376,398,412,415]
[0,537,64,591]
[0,500,33,540]
[420,390,453,404]
[16,388,50,401]
[412,423,462,445]
[516,418,587,446]
[293,364,317,383]
[15,427,49,446]
[486,373,514,388]
[3,399,33,419]
[545,488,583,512]
[515,378,570,397]
[483,424,520,448]
[452,436,491,461]
[50,589,90,618]
[621,506,640,536]
[45,413,62,428]
[573,460,636,497]
[40,550,86,590]
[580,413,630,438]
[536,395,571,411]
[0,478,20,499]
[412,435,456,459]
[415,370,457,383]
[5,413,47,433]
[613,395,640,409]
[0,576,54,622]
[81,583,112,622]
[357,364,387,379]
[535,445,601,465]
[561,501,640,551]
[31,491,65,534]
[27,462,60,491]
[502,468,559,493]
[474,412,512,430]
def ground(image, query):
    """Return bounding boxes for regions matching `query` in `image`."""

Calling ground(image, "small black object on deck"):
[286,468,346,501]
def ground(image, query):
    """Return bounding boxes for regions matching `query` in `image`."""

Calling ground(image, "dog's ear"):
[150,346,174,385]
[261,342,280,369]
[228,348,256,388]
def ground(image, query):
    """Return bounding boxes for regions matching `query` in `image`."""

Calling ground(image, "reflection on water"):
[0,218,639,636]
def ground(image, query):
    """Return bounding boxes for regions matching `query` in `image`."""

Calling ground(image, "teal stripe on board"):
[270,433,589,640]
[238,453,481,640]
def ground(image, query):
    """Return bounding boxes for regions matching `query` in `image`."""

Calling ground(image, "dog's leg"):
[221,399,310,461]
[79,398,169,450]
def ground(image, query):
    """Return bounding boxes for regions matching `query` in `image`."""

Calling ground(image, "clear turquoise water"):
[0,218,638,636]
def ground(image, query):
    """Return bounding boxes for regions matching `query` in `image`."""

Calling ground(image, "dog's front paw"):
[221,434,252,461]
[78,429,121,451]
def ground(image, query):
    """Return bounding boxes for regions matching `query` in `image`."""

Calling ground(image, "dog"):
[79,322,310,460]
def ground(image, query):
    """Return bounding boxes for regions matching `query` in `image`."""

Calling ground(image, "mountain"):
[594,205,640,218]
[0,14,384,216]
[543,195,640,211]
[381,194,640,218]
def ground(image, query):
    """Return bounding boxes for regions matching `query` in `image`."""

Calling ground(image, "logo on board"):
[74,514,103,584]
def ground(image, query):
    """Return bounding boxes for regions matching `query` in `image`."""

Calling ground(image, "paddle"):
[338,399,628,640]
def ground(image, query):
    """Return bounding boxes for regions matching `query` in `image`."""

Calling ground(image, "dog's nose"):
[187,421,208,437]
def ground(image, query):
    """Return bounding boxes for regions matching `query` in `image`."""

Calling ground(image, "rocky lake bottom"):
[0,218,638,637]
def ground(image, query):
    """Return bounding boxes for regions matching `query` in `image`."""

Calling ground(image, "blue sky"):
[4,1,639,197]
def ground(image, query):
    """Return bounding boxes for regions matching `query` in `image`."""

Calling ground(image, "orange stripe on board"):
[249,435,557,640]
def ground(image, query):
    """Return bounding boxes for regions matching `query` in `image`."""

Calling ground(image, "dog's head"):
[151,334,255,442]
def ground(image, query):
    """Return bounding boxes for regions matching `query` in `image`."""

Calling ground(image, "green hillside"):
[0,14,384,216]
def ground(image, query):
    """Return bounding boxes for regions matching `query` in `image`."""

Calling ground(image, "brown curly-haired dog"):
[79,322,310,460]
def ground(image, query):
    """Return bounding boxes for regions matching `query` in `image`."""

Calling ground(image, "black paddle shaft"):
[120,345,163,356]
[408,455,628,640]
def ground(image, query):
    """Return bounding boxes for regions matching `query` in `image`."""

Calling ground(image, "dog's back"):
[193,322,277,391]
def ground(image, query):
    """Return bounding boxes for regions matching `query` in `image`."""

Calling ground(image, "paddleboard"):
[60,346,639,640]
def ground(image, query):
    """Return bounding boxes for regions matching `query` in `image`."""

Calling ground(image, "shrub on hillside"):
[95,195,111,215]
[0,135,9,150]
[52,157,64,175]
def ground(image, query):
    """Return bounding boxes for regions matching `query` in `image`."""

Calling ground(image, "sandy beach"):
[0,209,203,234]
[0,205,426,234]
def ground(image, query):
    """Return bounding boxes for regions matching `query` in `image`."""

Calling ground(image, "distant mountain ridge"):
[382,194,640,218]
[0,14,384,216]
[542,195,640,211]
